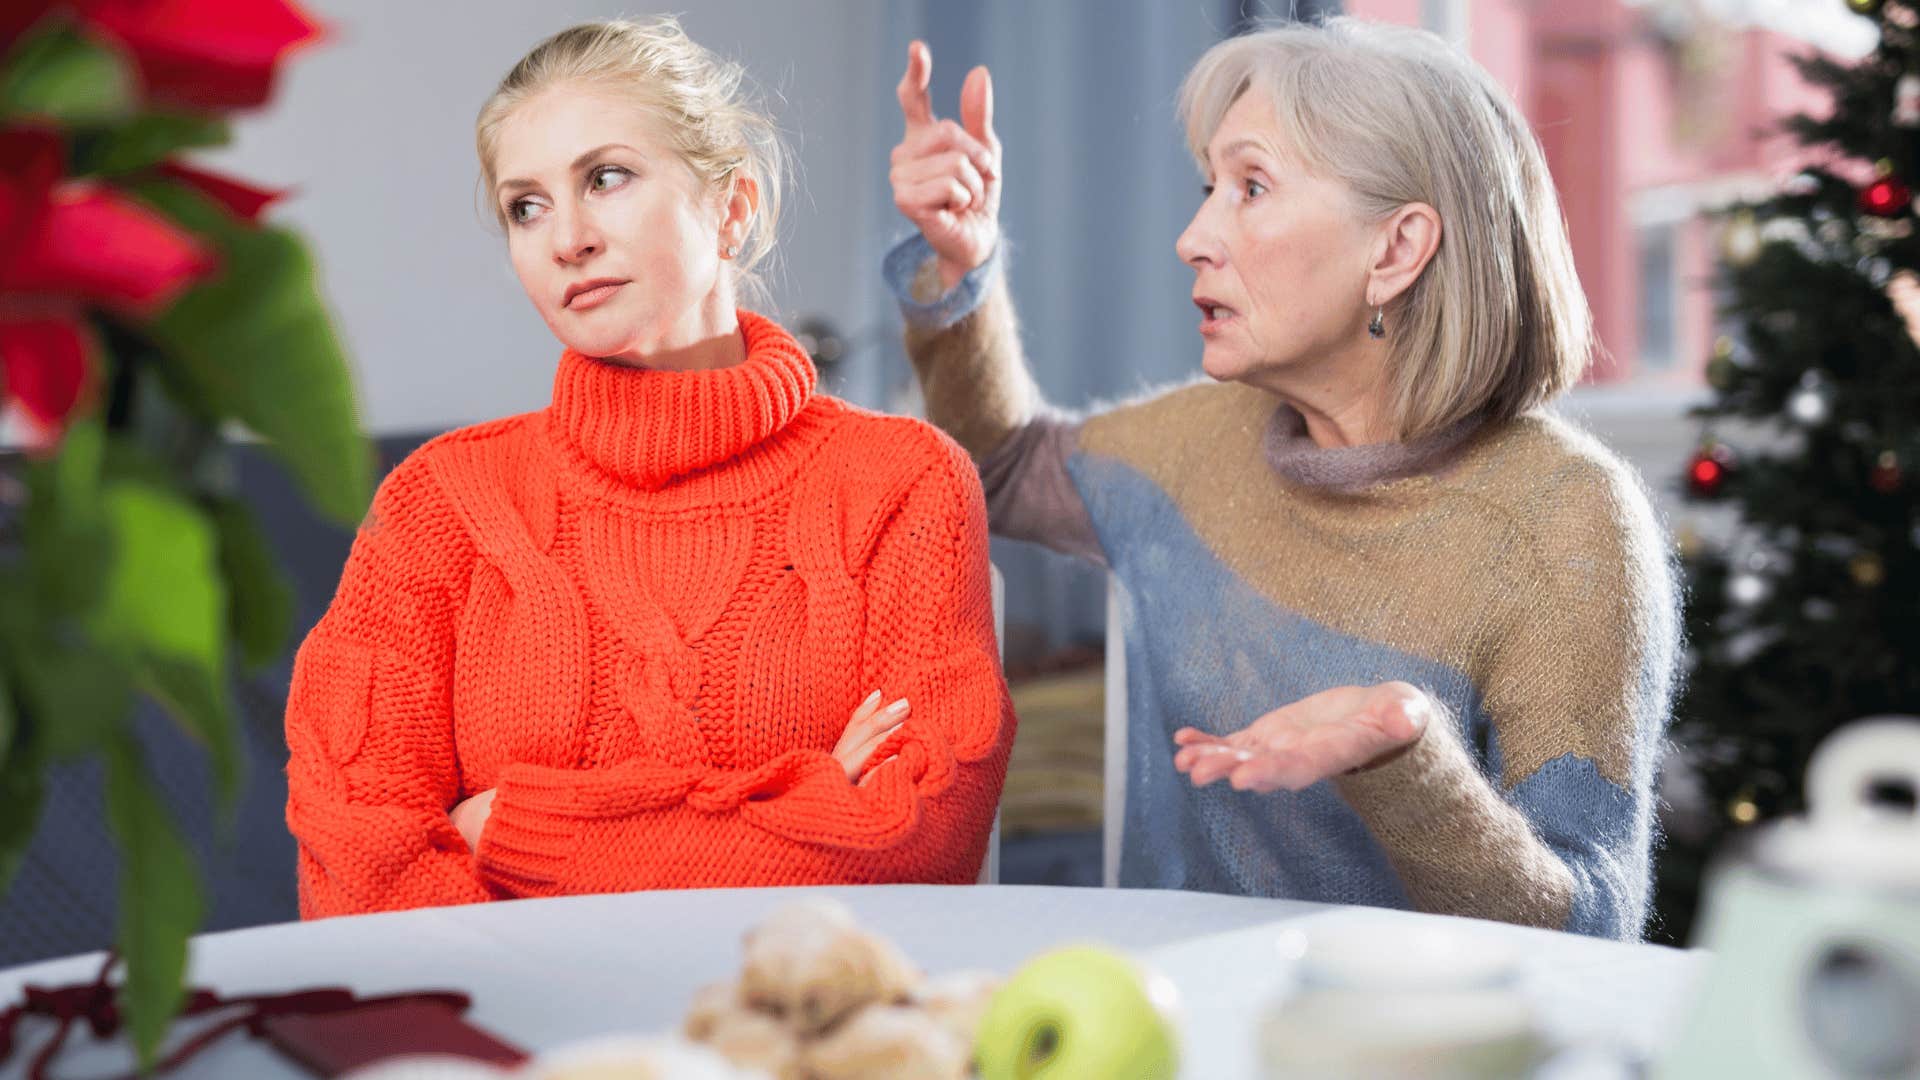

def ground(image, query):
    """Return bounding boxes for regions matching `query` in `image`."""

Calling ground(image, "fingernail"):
[862,690,883,709]
[1234,749,1254,762]
[884,699,910,717]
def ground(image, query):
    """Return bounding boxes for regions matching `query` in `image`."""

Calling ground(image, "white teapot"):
[1656,717,1920,1079]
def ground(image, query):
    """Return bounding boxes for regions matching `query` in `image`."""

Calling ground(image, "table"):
[0,885,1704,1078]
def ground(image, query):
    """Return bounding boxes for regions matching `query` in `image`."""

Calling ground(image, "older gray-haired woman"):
[883,18,1678,939]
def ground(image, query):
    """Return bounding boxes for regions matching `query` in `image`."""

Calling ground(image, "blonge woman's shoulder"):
[819,397,982,482]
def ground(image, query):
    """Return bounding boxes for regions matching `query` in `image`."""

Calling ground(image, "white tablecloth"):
[0,885,1704,1078]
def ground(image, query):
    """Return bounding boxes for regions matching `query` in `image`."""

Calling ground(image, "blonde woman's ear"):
[719,175,759,258]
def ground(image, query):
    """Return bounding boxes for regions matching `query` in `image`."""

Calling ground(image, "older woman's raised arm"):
[885,43,1105,565]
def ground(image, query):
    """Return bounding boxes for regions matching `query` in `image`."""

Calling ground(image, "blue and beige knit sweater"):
[887,237,1680,939]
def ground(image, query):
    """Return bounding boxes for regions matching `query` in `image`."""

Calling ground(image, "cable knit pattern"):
[285,312,1014,918]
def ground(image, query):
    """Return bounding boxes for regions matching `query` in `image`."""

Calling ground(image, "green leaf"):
[0,660,13,774]
[89,480,240,805]
[209,498,294,671]
[0,660,45,898]
[15,634,133,760]
[92,481,224,665]
[141,656,241,810]
[0,24,135,123]
[23,417,110,617]
[0,741,45,900]
[129,180,373,527]
[105,736,203,1069]
[70,114,232,175]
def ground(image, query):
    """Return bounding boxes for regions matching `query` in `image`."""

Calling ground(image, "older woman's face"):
[492,85,728,360]
[1177,92,1374,387]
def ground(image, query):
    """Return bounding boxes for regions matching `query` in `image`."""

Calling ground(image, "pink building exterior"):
[1349,0,1836,384]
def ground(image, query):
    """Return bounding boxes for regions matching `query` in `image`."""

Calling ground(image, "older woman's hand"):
[892,40,1001,290]
[1172,682,1435,793]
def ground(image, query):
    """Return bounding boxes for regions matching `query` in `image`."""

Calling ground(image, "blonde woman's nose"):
[552,206,602,264]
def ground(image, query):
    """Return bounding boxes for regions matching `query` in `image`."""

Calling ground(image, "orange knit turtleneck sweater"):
[284,312,1014,918]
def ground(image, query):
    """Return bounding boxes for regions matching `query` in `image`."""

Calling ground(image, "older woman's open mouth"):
[1194,296,1237,334]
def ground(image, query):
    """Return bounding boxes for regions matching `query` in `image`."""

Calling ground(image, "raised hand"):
[891,40,1002,291]
[1172,682,1435,793]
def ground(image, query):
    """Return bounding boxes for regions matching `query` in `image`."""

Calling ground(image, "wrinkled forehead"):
[1194,83,1314,177]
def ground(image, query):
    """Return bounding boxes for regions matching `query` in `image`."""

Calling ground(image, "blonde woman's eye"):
[507,199,537,224]
[1244,179,1267,200]
[591,165,631,192]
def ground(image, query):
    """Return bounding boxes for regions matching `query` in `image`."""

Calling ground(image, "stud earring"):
[1368,306,1385,339]
[722,244,740,259]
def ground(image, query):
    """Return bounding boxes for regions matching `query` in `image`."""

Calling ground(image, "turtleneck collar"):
[548,310,817,490]
[1262,403,1483,494]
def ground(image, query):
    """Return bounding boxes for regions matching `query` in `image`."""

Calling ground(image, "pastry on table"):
[736,898,920,1034]
[684,981,750,1043]
[698,1007,805,1080]
[801,1004,970,1080]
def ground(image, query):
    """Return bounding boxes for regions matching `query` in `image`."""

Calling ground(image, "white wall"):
[199,0,887,437]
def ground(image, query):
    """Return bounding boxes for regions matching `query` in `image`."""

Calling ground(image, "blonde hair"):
[476,17,787,304]
[1179,17,1593,440]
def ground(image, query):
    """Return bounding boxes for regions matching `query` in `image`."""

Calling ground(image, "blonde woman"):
[886,19,1678,939]
[285,18,1013,918]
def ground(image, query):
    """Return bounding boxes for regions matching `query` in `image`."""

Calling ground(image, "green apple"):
[973,945,1180,1080]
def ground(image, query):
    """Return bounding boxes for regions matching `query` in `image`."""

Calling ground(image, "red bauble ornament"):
[1870,450,1903,493]
[1687,444,1735,497]
[1860,175,1913,217]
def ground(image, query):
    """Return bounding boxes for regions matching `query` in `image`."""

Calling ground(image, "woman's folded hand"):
[834,689,911,783]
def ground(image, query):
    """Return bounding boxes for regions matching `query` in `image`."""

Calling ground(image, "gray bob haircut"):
[1180,17,1594,440]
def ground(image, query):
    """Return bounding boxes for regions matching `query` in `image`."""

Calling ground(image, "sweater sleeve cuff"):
[1334,719,1483,827]
[883,233,1003,331]
[473,770,584,894]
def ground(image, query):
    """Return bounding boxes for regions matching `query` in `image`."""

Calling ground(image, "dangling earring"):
[1368,306,1385,339]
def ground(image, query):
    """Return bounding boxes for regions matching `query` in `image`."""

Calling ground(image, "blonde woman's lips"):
[565,279,627,310]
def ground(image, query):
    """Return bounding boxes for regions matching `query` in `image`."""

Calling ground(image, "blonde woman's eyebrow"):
[496,143,639,196]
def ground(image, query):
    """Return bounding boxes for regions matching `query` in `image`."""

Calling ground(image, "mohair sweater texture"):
[285,311,1014,919]
[888,237,1680,939]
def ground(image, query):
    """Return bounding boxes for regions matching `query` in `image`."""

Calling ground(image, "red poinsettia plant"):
[0,0,369,1065]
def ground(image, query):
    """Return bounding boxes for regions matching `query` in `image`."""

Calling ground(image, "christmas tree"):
[1656,0,1920,944]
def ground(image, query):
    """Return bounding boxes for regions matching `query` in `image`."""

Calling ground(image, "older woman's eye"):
[590,165,631,192]
[1245,179,1268,200]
